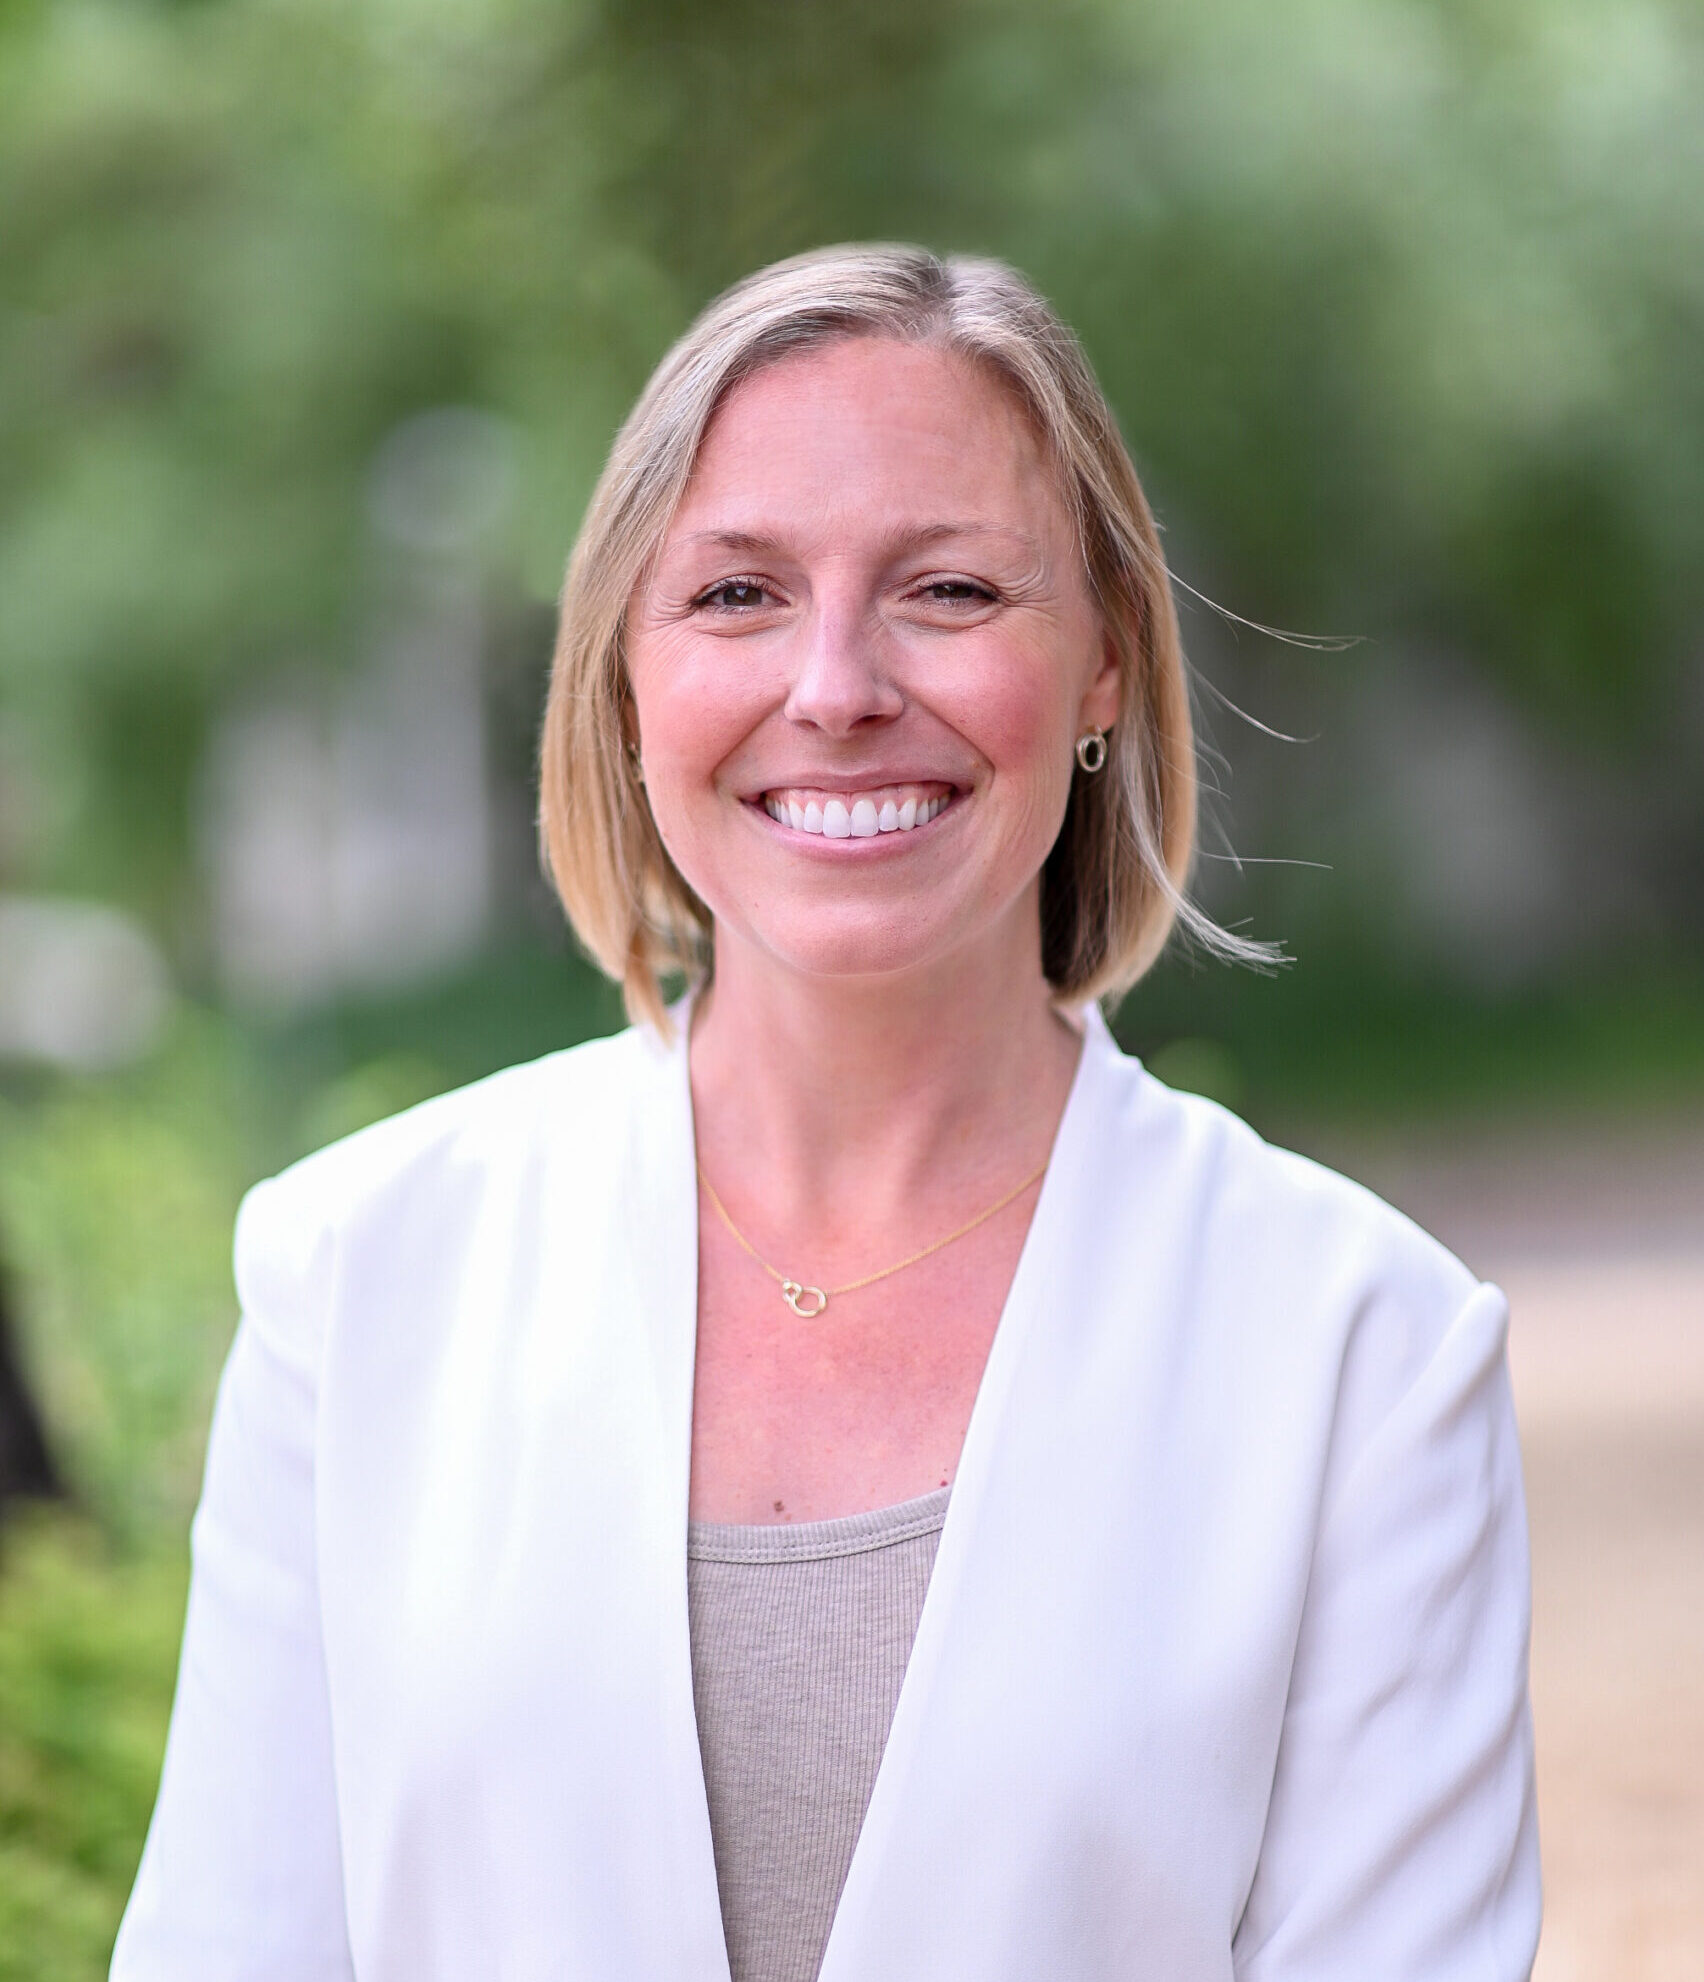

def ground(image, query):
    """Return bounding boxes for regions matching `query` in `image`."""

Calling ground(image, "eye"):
[915,578,998,607]
[694,578,774,612]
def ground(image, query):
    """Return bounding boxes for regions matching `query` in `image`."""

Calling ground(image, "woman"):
[114,247,1539,1981]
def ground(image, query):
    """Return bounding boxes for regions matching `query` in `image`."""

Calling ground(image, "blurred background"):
[0,0,1699,1974]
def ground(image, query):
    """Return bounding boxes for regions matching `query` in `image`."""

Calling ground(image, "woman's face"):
[625,336,1121,991]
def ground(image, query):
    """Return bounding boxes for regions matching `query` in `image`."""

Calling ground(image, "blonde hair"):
[541,243,1250,1031]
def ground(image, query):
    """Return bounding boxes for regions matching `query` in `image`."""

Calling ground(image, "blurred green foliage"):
[3,2,1704,1967]
[0,1512,186,1982]
[0,1016,259,1540]
[4,0,1703,929]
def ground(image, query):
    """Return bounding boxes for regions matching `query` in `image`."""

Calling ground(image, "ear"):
[1077,624,1123,735]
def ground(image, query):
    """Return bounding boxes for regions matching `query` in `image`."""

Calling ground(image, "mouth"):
[755,781,958,840]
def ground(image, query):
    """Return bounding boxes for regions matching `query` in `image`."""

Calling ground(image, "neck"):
[688,900,1082,1215]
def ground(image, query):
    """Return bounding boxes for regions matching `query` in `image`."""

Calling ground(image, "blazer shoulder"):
[233,1024,658,1337]
[1100,1062,1509,1521]
[1119,1059,1488,1386]
[1124,1057,1471,1285]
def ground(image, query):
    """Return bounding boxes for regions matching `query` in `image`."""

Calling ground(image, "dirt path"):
[1505,1257,1704,1982]
[1304,1122,1704,1980]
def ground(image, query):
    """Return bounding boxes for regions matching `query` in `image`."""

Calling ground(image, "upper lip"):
[745,773,963,795]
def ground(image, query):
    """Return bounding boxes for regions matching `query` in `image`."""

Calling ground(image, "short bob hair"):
[541,243,1245,1031]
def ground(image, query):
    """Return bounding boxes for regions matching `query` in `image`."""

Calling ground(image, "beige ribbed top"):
[686,1487,951,1982]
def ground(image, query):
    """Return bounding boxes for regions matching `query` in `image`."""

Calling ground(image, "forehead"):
[667,336,1070,550]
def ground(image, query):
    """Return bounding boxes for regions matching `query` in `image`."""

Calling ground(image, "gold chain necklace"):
[695,1156,1050,1318]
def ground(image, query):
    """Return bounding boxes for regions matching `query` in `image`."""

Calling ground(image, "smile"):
[758,782,955,839]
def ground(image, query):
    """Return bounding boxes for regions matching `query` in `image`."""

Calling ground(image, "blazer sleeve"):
[1233,1280,1541,1982]
[111,1176,356,1982]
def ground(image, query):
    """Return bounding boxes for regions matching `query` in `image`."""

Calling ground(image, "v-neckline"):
[658,1005,1118,1981]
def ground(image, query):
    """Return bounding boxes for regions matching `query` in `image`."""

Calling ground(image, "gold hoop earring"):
[1075,727,1107,774]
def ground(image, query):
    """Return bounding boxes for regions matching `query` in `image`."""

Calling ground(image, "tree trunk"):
[0,1263,61,1509]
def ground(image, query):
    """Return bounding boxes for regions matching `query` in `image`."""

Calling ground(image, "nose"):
[781,600,904,737]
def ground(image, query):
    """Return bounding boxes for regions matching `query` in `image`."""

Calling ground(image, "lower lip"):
[747,795,958,847]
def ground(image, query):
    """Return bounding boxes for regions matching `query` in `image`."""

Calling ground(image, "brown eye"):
[923,580,996,605]
[700,580,770,610]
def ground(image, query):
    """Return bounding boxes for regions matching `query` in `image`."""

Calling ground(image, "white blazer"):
[113,1008,1539,1981]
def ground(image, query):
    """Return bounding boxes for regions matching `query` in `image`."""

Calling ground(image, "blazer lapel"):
[815,1010,1115,1982]
[610,1012,732,1979]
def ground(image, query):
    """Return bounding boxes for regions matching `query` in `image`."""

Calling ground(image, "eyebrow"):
[670,521,1045,560]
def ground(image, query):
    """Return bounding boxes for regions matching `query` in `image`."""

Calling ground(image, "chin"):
[731,897,1005,989]
[761,931,949,985]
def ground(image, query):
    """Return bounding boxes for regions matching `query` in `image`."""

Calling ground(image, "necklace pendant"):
[781,1280,829,1319]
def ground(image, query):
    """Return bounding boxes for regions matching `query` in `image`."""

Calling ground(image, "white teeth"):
[763,788,953,833]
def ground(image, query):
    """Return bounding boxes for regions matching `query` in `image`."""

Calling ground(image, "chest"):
[687,1199,1034,1521]
[319,1278,1302,1982]
[310,1085,1339,1979]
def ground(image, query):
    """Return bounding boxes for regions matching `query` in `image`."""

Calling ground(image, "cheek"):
[624,632,788,914]
[955,640,1091,870]
[629,632,768,795]
[932,635,1081,792]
